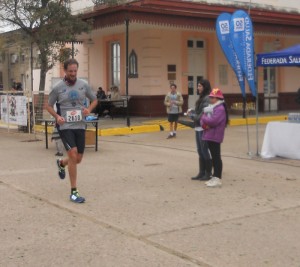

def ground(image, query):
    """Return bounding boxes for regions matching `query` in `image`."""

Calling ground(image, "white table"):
[261,121,300,160]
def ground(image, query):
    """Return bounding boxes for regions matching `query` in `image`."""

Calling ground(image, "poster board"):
[0,95,28,126]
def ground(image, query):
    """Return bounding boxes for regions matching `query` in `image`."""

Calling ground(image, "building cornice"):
[81,0,300,35]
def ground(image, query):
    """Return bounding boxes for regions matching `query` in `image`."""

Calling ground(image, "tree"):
[0,0,91,118]
[0,0,90,92]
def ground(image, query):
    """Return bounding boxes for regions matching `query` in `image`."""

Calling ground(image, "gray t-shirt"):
[48,79,96,130]
[169,93,179,114]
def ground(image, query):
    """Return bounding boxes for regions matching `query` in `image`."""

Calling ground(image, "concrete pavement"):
[0,125,299,267]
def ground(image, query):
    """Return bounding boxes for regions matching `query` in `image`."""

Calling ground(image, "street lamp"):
[125,19,130,127]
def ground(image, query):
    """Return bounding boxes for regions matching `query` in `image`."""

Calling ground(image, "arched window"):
[129,49,138,78]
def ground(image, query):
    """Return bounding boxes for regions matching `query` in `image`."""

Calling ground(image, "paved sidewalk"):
[0,125,299,267]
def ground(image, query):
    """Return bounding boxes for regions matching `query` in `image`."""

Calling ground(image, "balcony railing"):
[92,0,122,6]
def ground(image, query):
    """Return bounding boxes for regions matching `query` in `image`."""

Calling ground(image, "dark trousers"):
[96,102,112,116]
[207,141,222,179]
[196,131,210,160]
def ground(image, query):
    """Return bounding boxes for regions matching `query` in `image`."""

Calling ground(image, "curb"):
[99,124,163,136]
[32,124,164,136]
[228,115,288,126]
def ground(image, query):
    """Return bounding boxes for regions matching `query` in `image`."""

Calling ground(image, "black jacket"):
[194,95,210,128]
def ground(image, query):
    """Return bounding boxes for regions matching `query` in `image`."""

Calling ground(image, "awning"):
[256,44,300,67]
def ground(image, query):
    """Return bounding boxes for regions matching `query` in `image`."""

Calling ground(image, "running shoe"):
[166,134,174,139]
[56,159,65,179]
[70,190,85,203]
[206,177,222,188]
[205,176,216,185]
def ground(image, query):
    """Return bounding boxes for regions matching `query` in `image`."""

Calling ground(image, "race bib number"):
[66,110,82,122]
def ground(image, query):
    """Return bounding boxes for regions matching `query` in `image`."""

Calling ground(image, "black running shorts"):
[168,114,179,123]
[58,129,85,154]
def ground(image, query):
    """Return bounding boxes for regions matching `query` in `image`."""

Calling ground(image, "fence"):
[32,90,51,122]
[0,90,51,134]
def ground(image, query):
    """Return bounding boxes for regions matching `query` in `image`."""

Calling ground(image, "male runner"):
[46,58,97,203]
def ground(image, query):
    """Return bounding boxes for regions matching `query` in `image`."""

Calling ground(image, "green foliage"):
[58,47,73,63]
[0,0,91,91]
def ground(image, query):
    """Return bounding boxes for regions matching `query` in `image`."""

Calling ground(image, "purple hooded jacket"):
[200,102,226,143]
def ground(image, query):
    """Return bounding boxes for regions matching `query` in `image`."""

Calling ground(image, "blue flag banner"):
[216,12,245,98]
[230,10,256,97]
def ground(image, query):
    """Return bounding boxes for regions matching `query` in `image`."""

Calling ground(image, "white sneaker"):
[206,177,222,187]
[205,177,216,185]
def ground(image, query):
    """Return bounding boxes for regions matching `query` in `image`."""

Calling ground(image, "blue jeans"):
[195,131,211,160]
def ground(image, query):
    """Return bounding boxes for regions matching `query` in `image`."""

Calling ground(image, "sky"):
[0,0,299,32]
[72,0,300,14]
[0,22,10,33]
[192,0,300,12]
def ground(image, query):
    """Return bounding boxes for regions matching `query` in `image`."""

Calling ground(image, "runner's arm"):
[83,84,98,115]
[45,104,58,119]
[45,103,65,125]
[88,99,98,113]
[82,99,98,116]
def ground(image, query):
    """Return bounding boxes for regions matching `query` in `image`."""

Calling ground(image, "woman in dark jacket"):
[190,79,212,181]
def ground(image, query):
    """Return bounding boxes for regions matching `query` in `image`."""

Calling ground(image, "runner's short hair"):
[64,58,79,70]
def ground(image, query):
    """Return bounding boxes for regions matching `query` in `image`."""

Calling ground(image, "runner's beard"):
[64,76,77,86]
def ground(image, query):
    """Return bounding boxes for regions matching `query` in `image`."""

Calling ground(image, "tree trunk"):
[36,50,48,122]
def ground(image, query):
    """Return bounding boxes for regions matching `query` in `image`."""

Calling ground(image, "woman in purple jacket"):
[201,88,228,187]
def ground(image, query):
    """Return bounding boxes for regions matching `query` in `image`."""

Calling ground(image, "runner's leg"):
[67,129,85,188]
[67,147,79,189]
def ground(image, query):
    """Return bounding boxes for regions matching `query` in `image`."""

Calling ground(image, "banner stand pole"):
[244,97,251,156]
[255,67,259,156]
[242,97,246,119]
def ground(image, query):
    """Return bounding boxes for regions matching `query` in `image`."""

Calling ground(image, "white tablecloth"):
[261,121,300,160]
